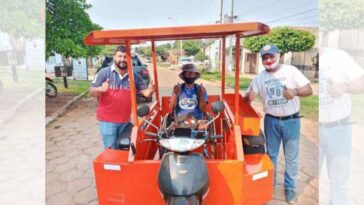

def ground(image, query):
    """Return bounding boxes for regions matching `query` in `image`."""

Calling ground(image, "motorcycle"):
[46,77,58,98]
[137,101,224,205]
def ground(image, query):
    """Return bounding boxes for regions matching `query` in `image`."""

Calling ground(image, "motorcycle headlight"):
[159,138,205,152]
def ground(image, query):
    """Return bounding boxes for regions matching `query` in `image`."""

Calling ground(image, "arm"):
[169,85,180,110]
[135,74,155,98]
[328,75,364,98]
[297,83,313,97]
[244,79,259,103]
[198,85,207,112]
[284,83,312,100]
[89,86,106,97]
[283,67,312,99]
[347,75,364,93]
[140,83,155,97]
[89,72,109,97]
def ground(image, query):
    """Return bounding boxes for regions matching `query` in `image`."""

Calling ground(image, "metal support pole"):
[63,77,68,88]
[151,40,160,109]
[11,65,18,82]
[221,37,226,97]
[234,33,241,125]
[125,41,139,125]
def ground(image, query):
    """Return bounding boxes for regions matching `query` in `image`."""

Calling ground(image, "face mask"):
[263,55,279,71]
[183,76,198,84]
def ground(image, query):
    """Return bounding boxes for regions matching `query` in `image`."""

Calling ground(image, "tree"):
[195,50,208,62]
[0,0,44,39]
[46,0,102,59]
[320,0,364,32]
[243,27,316,53]
[173,40,182,49]
[100,45,116,56]
[135,46,151,57]
[183,40,202,56]
[156,44,170,61]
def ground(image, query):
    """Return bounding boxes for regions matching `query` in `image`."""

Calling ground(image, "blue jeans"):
[320,124,351,205]
[99,121,130,149]
[264,114,300,191]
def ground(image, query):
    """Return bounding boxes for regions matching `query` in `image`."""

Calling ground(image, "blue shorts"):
[99,121,130,149]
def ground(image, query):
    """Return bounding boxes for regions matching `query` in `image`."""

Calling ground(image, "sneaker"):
[285,190,297,204]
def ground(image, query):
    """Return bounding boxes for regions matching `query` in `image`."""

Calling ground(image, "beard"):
[116,61,127,70]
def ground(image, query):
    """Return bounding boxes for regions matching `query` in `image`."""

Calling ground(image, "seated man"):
[169,63,209,130]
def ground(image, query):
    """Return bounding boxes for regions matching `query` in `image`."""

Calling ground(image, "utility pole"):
[220,0,223,24]
[168,17,183,64]
[228,0,235,72]
[218,0,223,73]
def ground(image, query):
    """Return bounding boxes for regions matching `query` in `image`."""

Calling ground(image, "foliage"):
[0,0,44,39]
[100,45,116,57]
[46,0,102,59]
[183,40,202,56]
[243,27,315,53]
[134,46,151,57]
[156,44,171,61]
[320,0,364,32]
[173,40,182,49]
[195,50,209,62]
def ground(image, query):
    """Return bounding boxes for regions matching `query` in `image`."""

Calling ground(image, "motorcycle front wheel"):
[46,82,58,98]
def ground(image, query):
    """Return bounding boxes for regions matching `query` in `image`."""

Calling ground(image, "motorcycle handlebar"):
[210,135,223,139]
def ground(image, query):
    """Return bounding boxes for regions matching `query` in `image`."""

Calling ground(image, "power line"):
[269,20,319,27]
[266,8,318,23]
[235,0,289,16]
[258,1,317,21]
[281,14,318,24]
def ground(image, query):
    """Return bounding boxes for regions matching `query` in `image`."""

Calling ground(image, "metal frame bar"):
[234,33,241,125]
[151,41,160,109]
[125,40,139,125]
[221,36,226,97]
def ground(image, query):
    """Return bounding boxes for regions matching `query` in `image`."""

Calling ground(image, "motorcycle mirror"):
[137,105,150,117]
[211,101,224,114]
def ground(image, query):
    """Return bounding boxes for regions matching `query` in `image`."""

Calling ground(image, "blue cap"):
[259,44,280,56]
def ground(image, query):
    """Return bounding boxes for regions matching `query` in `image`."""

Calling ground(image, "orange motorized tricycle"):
[85,22,274,205]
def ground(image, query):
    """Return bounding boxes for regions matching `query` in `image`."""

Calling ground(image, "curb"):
[0,88,43,127]
[46,91,88,126]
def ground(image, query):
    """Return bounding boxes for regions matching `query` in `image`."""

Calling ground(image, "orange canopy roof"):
[84,22,269,45]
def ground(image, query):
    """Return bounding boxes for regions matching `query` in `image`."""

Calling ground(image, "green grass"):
[351,94,364,124]
[0,68,44,90]
[52,78,91,96]
[300,95,318,121]
[200,70,252,90]
[200,70,318,121]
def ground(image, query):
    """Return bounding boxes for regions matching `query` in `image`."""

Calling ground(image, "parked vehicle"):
[85,22,274,205]
[178,57,194,68]
[96,54,152,103]
[45,77,57,98]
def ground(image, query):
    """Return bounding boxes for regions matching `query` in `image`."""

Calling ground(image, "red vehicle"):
[85,22,274,205]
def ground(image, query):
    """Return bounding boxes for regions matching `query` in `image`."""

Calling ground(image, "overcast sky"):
[87,0,318,29]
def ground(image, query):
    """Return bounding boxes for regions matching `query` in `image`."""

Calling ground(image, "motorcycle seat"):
[116,122,133,150]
